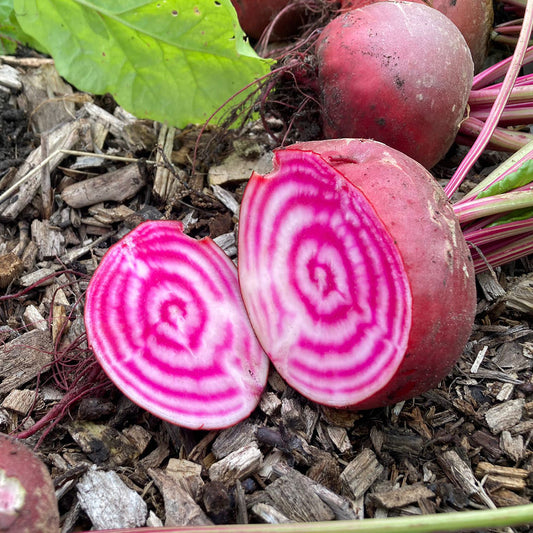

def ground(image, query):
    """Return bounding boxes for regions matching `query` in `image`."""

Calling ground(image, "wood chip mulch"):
[0,55,531,532]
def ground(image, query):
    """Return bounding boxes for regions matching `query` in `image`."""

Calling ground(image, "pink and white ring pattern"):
[85,220,269,430]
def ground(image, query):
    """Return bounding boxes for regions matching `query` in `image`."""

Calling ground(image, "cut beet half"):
[84,221,269,430]
[238,150,412,408]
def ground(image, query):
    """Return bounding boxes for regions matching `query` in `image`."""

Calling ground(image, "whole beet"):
[316,1,474,168]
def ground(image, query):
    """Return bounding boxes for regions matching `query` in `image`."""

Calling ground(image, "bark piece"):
[212,421,258,460]
[77,468,147,529]
[153,124,181,202]
[475,461,529,492]
[341,448,384,500]
[265,466,335,522]
[122,425,152,456]
[203,480,233,524]
[1,389,38,415]
[22,304,48,331]
[485,399,525,434]
[209,443,262,484]
[166,458,204,500]
[0,253,24,288]
[18,64,75,133]
[61,163,145,208]
[68,421,141,467]
[251,503,292,524]
[0,64,22,91]
[0,329,54,394]
[259,392,281,417]
[326,425,352,454]
[208,151,273,186]
[370,484,435,509]
[438,450,495,508]
[491,488,532,508]
[31,219,66,260]
[500,430,524,462]
[149,468,212,527]
[505,273,533,314]
[0,119,85,219]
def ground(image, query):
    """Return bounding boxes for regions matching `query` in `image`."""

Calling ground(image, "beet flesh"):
[0,434,59,533]
[85,221,269,430]
[316,1,474,169]
[239,139,476,409]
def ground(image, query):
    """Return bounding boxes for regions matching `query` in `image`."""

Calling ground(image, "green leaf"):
[488,206,533,227]
[14,0,271,126]
[0,0,43,53]
[477,159,533,199]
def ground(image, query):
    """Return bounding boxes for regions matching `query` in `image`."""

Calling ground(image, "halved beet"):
[238,139,476,409]
[84,221,269,430]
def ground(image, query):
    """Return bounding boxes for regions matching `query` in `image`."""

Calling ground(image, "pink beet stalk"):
[84,221,269,430]
[238,140,476,409]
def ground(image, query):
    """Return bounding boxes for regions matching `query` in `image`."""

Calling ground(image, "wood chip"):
[0,253,24,288]
[437,450,495,508]
[1,389,38,415]
[341,448,384,500]
[22,304,48,331]
[0,119,85,219]
[77,468,147,529]
[505,273,533,314]
[18,64,75,133]
[61,163,146,208]
[68,421,141,467]
[370,483,435,509]
[31,219,65,260]
[0,329,54,394]
[500,430,524,462]
[207,151,273,186]
[148,468,212,527]
[265,467,335,522]
[0,64,22,92]
[250,502,292,524]
[485,399,525,434]
[166,458,204,500]
[122,425,152,456]
[212,421,258,460]
[209,443,262,484]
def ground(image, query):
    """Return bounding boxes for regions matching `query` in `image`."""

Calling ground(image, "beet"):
[0,434,59,533]
[230,0,305,40]
[238,138,476,409]
[84,221,269,430]
[316,1,474,168]
[337,0,493,71]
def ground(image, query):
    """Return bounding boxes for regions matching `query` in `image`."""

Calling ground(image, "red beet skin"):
[0,434,59,533]
[316,1,474,169]
[85,221,269,430]
[230,0,304,40]
[239,139,476,409]
[337,0,493,71]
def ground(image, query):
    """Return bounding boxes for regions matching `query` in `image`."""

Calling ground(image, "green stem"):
[454,188,533,224]
[91,504,533,533]
[445,0,533,198]
[459,139,533,202]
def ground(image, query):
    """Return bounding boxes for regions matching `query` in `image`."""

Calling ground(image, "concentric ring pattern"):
[85,221,269,430]
[238,149,412,407]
